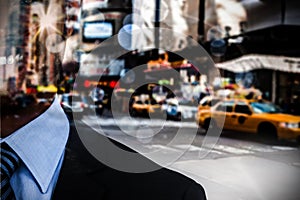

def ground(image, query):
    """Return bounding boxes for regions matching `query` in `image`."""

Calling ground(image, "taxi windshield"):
[250,102,282,114]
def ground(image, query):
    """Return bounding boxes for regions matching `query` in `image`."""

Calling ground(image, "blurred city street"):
[73,114,300,200]
[1,0,300,199]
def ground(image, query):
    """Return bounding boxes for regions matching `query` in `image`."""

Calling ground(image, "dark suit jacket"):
[53,124,206,200]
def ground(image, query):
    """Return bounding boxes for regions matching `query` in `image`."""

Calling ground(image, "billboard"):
[204,0,300,41]
[82,20,115,42]
[132,0,200,52]
[79,52,124,77]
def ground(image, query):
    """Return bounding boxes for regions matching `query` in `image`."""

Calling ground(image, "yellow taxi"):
[130,98,162,118]
[198,96,223,111]
[196,98,300,141]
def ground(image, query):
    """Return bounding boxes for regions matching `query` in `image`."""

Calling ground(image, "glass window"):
[211,99,221,107]
[200,99,208,106]
[136,100,143,104]
[216,101,234,112]
[250,102,282,113]
[234,103,252,114]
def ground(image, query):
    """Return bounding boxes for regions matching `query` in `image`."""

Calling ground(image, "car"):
[198,96,222,111]
[196,98,300,141]
[58,93,86,119]
[129,98,162,118]
[162,98,198,121]
[162,98,181,121]
[82,95,103,116]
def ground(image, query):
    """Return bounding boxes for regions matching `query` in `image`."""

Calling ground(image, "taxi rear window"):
[216,101,234,112]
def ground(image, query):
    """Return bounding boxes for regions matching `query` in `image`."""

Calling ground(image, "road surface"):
[73,115,300,200]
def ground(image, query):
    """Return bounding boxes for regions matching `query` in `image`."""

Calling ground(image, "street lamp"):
[153,0,160,60]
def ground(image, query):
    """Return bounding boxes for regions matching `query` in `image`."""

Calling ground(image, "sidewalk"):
[170,156,300,200]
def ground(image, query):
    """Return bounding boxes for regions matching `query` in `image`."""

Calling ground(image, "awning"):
[215,54,300,73]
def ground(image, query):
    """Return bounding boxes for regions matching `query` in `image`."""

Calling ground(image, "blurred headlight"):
[279,122,298,129]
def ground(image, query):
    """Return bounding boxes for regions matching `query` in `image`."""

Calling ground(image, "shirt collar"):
[2,96,69,193]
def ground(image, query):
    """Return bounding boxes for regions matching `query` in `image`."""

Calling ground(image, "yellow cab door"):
[231,101,255,133]
[213,100,235,130]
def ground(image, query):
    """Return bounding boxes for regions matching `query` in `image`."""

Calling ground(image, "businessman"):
[1,90,206,200]
[1,1,207,199]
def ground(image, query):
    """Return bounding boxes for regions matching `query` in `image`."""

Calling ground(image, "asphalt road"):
[72,115,300,200]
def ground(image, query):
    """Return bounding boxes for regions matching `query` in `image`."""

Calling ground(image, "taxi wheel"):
[257,123,278,141]
[203,118,219,133]
[130,109,137,117]
[203,118,211,131]
[143,110,150,118]
[175,113,182,121]
[296,136,300,145]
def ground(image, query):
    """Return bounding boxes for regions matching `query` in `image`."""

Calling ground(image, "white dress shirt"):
[0,97,69,199]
